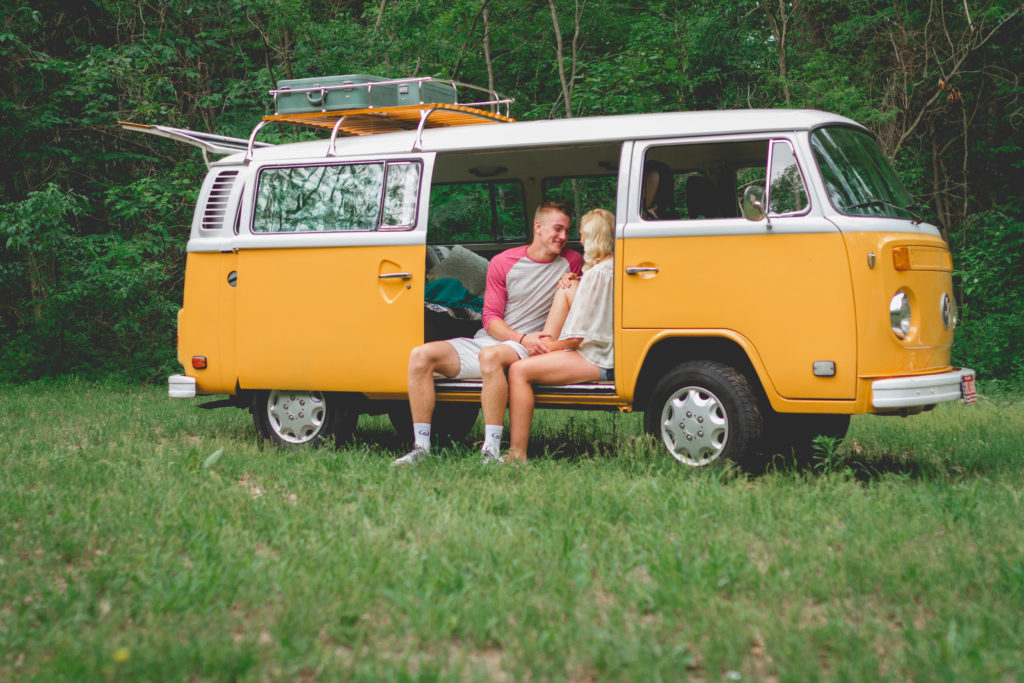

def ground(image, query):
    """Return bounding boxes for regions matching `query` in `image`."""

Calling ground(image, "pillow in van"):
[425,245,450,270]
[427,245,488,296]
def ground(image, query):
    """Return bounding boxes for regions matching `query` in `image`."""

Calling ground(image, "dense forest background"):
[1,0,1022,383]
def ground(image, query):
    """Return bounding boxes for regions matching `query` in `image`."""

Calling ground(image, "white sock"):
[483,424,503,455]
[413,423,431,451]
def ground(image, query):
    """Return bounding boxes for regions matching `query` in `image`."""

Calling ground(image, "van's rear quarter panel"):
[179,252,238,394]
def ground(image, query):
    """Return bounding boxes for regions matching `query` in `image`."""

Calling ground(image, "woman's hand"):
[557,272,579,289]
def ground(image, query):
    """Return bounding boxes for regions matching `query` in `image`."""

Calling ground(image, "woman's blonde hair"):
[580,208,614,271]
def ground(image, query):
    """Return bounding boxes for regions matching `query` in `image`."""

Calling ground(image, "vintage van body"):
[133,102,975,466]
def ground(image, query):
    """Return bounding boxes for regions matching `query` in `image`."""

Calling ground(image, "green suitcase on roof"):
[274,75,397,114]
[394,79,458,106]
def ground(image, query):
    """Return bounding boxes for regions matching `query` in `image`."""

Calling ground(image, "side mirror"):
[741,185,772,230]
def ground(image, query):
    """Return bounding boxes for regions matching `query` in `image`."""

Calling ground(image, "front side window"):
[767,140,809,215]
[253,161,421,233]
[811,126,915,219]
[642,140,770,221]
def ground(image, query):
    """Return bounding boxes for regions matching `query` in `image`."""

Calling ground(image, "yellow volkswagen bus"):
[127,81,975,466]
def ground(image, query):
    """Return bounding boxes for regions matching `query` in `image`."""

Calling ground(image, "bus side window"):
[767,140,809,215]
[428,181,525,244]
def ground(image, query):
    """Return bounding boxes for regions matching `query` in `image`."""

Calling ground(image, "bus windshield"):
[811,126,918,221]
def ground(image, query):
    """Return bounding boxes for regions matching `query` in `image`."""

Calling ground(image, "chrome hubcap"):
[660,386,728,466]
[266,390,326,444]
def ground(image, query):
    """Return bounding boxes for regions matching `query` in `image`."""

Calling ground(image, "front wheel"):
[644,361,763,467]
[252,390,357,448]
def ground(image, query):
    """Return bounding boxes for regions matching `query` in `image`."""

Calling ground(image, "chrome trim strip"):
[435,379,616,395]
[871,368,974,409]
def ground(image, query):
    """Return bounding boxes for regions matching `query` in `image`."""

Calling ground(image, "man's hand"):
[557,272,579,289]
[520,332,551,355]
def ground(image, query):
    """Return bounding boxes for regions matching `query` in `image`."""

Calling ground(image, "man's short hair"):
[534,200,572,224]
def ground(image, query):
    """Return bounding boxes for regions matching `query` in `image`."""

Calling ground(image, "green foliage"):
[0,0,1021,379]
[953,211,1024,381]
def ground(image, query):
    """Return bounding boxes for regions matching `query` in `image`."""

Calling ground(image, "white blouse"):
[559,258,614,369]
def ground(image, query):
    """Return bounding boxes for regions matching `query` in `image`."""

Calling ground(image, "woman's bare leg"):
[541,280,579,339]
[508,350,602,461]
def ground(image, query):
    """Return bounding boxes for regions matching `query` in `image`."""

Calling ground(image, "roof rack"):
[247,77,515,160]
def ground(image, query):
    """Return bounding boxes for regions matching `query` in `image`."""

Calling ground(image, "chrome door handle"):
[625,266,659,275]
[378,272,413,280]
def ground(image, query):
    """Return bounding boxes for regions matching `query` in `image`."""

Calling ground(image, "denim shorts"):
[598,366,614,381]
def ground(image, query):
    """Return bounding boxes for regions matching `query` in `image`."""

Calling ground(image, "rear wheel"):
[644,360,762,467]
[252,390,357,448]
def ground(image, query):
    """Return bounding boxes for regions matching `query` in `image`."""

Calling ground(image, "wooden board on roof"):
[261,103,515,136]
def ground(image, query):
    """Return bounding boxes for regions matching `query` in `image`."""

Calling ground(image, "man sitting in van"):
[392,201,584,465]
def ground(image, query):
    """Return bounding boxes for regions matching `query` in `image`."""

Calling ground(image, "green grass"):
[2,378,1023,680]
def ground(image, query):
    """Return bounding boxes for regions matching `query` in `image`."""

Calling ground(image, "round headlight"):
[941,293,952,330]
[890,291,911,339]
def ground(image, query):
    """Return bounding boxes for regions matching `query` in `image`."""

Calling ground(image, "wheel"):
[761,412,851,465]
[387,401,479,446]
[252,390,356,448]
[644,361,763,467]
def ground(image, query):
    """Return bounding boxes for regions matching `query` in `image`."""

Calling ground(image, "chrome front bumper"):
[871,368,975,410]
[168,374,197,398]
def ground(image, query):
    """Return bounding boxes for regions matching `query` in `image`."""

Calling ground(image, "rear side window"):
[253,161,421,233]
[543,176,617,223]
[428,181,525,243]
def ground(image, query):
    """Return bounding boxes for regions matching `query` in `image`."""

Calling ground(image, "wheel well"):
[633,337,764,410]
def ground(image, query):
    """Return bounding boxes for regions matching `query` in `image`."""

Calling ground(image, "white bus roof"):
[229,108,865,164]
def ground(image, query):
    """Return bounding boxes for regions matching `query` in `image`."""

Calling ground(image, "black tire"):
[644,360,763,467]
[387,401,480,447]
[760,412,851,466]
[252,390,357,448]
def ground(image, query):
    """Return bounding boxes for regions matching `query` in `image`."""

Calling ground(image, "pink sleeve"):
[482,250,515,330]
[566,248,584,275]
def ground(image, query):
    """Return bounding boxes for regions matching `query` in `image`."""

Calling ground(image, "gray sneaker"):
[391,447,429,467]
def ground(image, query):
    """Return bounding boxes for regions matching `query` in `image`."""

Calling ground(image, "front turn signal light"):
[892,246,911,271]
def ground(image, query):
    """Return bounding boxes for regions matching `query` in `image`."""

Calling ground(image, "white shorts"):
[446,336,529,379]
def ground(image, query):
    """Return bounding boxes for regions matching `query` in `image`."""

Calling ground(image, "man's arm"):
[537,334,581,352]
[487,319,551,355]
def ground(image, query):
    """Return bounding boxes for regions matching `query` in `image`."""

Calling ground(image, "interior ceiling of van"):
[431,138,768,184]
[432,142,621,184]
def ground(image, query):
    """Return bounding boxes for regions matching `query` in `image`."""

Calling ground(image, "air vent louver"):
[201,170,239,231]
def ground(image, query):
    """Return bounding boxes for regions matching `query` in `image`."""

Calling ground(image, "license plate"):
[961,373,977,405]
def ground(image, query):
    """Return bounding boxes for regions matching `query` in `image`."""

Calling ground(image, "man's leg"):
[394,341,462,464]
[477,344,523,458]
[408,340,461,424]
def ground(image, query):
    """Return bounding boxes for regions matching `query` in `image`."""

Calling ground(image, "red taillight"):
[191,356,207,370]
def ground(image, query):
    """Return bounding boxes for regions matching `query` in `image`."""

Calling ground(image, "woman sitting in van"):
[641,160,677,220]
[506,208,615,462]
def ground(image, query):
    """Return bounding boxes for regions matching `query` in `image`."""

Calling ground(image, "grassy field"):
[1,379,1022,681]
